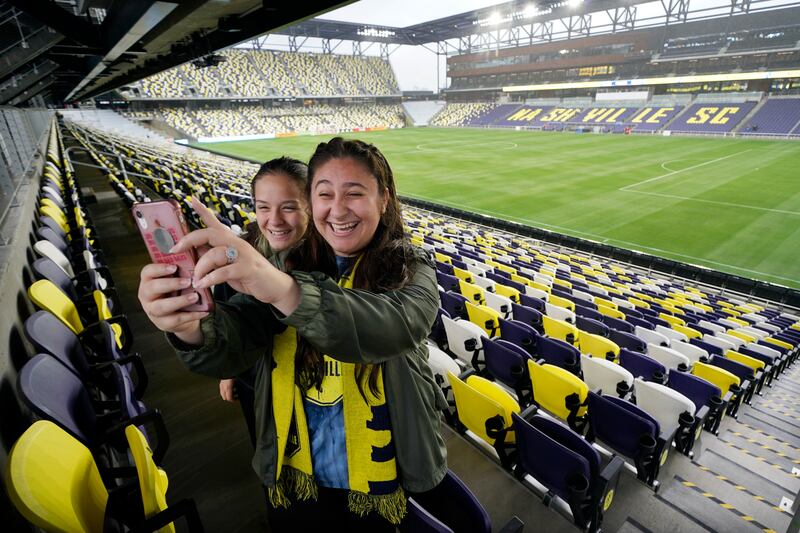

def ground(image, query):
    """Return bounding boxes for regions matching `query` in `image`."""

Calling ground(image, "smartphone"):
[132,200,214,312]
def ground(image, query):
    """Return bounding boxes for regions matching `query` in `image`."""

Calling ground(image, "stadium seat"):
[585,392,674,488]
[579,355,633,398]
[527,360,588,432]
[512,413,623,533]
[633,378,703,457]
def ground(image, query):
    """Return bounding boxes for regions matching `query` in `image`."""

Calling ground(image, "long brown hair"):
[292,137,417,396]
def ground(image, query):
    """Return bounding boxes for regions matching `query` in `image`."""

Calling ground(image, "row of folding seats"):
[409,208,798,533]
[5,121,204,532]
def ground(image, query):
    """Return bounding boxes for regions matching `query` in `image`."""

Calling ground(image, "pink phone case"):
[132,200,214,312]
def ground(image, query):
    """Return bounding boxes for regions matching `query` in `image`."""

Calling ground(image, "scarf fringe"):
[267,466,318,509]
[347,487,407,525]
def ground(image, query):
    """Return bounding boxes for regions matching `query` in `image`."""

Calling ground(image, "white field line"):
[415,140,518,151]
[619,150,751,191]
[403,196,800,285]
[623,190,800,216]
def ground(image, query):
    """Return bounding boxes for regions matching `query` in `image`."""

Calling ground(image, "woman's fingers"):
[141,275,192,300]
[191,197,226,230]
[141,262,178,281]
[194,263,237,289]
[193,245,233,283]
[147,291,202,318]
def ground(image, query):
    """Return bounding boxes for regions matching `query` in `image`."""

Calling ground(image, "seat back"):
[708,355,754,381]
[580,355,633,396]
[126,425,176,533]
[448,372,519,445]
[19,354,97,444]
[691,362,740,396]
[465,302,501,337]
[578,332,620,362]
[401,470,492,533]
[28,279,84,334]
[528,361,588,421]
[440,291,468,320]
[483,338,530,389]
[609,329,646,353]
[426,343,461,394]
[442,316,485,366]
[512,413,597,502]
[575,316,610,337]
[498,318,539,355]
[510,303,544,333]
[24,310,89,379]
[646,344,690,370]
[618,349,666,382]
[634,377,695,431]
[670,341,708,366]
[542,315,579,345]
[587,392,658,458]
[6,421,108,533]
[667,369,721,412]
[33,239,75,278]
[32,257,80,303]
[725,350,765,372]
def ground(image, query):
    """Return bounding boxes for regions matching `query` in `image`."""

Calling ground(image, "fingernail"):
[195,278,207,289]
[168,245,178,253]
[180,277,191,287]
[188,292,199,301]
[167,264,178,273]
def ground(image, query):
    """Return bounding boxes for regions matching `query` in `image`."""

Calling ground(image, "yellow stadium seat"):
[765,337,793,351]
[465,302,501,337]
[597,304,626,320]
[6,421,108,533]
[434,252,451,264]
[542,315,580,346]
[28,280,83,334]
[726,330,756,344]
[726,317,748,327]
[453,267,474,284]
[548,294,575,312]
[494,283,521,303]
[672,324,702,340]
[579,332,620,362]
[659,313,686,327]
[458,280,485,305]
[448,372,520,447]
[725,350,765,373]
[528,361,588,430]
[126,425,177,533]
[692,362,740,397]
[552,278,572,290]
[594,297,617,310]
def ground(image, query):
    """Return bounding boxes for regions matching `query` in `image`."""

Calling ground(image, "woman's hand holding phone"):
[138,262,208,345]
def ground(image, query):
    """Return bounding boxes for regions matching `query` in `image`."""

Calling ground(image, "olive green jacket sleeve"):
[279,251,439,364]
[167,292,280,379]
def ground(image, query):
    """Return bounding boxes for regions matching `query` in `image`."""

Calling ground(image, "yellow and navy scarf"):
[267,259,406,524]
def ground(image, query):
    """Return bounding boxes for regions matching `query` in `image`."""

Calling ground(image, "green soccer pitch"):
[194,128,800,289]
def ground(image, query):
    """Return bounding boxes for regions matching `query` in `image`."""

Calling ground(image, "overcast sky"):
[250,0,786,91]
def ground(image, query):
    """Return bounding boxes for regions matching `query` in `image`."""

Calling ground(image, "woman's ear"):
[381,188,389,215]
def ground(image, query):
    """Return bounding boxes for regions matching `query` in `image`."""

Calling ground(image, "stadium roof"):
[0,0,348,104]
[279,0,661,44]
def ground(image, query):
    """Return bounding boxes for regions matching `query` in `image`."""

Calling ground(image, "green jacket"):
[169,250,448,493]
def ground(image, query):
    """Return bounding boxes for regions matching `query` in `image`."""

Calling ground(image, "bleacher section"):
[668,102,757,133]
[431,96,800,136]
[430,102,499,126]
[123,104,405,140]
[124,49,400,99]
[740,98,800,135]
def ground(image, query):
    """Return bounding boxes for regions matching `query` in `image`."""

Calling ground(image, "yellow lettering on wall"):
[606,108,628,123]
[709,107,740,125]
[523,108,543,121]
[582,108,607,122]
[687,107,718,124]
[557,108,581,122]
[645,107,673,123]
[540,108,565,122]
[507,108,533,121]
[631,108,652,123]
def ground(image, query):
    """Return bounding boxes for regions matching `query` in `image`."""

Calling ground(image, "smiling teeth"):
[331,222,357,231]
[269,229,290,236]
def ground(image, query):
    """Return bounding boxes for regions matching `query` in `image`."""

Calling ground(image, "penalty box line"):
[619,150,751,191]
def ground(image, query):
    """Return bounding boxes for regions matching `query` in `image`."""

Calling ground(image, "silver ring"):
[225,246,238,264]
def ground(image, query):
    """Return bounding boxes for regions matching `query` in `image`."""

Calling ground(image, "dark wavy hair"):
[292,137,416,396]
[242,156,308,249]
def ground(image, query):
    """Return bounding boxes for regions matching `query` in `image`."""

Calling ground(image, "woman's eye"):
[317,192,331,198]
